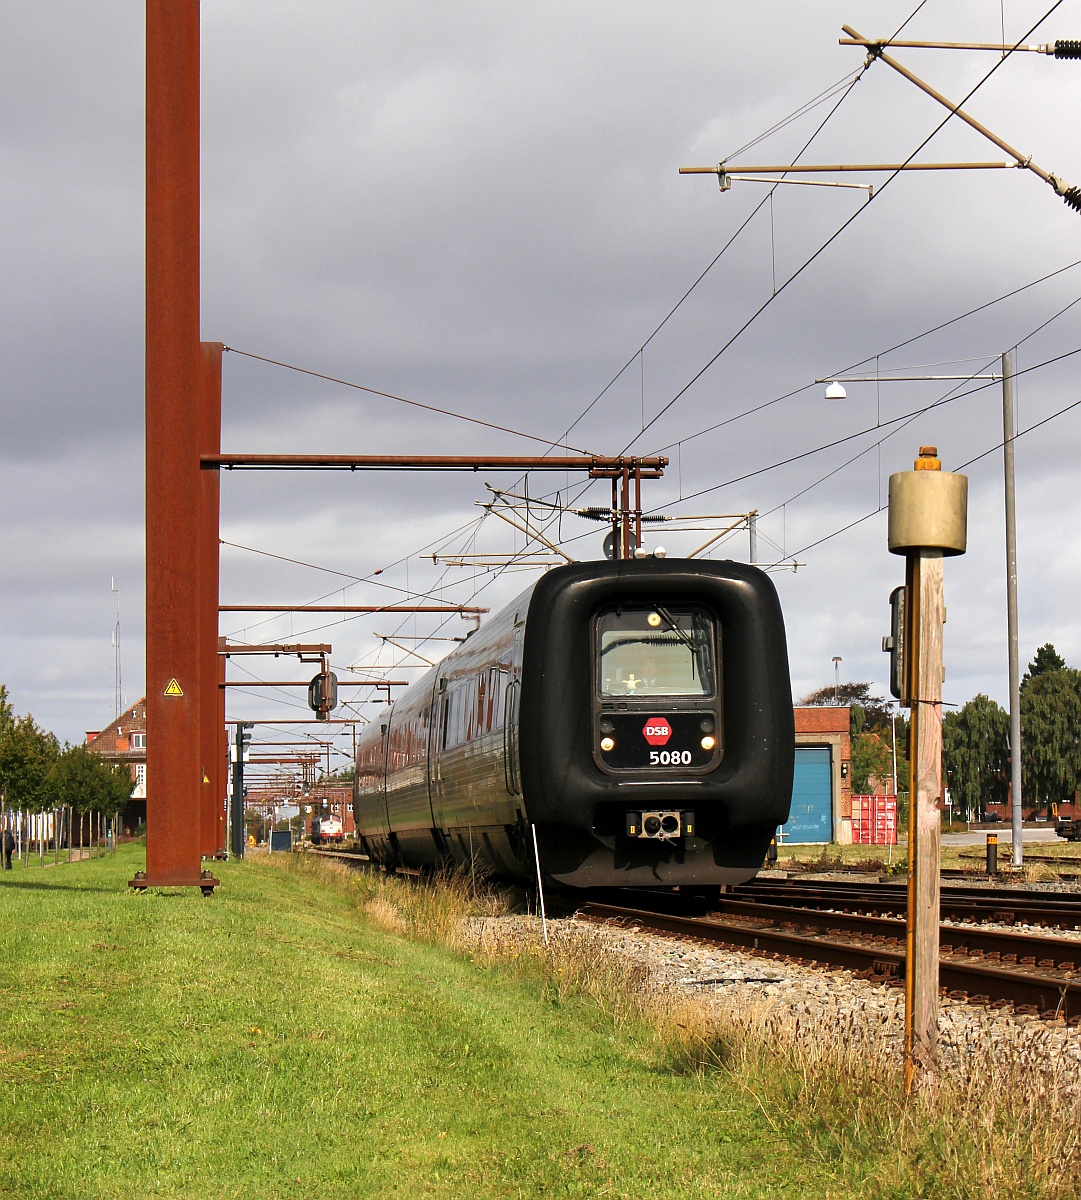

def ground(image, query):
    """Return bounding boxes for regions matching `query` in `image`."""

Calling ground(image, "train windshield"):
[597,607,715,697]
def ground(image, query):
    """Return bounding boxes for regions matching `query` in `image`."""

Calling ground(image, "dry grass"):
[281,852,1081,1198]
[664,999,1081,1200]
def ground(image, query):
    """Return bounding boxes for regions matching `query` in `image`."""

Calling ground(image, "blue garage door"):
[782,747,832,843]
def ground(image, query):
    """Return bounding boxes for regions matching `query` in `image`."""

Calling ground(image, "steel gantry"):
[135,2,667,893]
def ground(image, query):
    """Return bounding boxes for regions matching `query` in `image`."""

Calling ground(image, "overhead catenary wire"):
[452,5,932,557]
[223,0,1065,681]
[649,344,1081,511]
[650,256,1081,460]
[222,346,593,454]
[619,0,1068,459]
[551,50,874,453]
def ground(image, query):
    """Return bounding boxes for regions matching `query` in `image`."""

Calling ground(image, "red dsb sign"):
[642,717,672,746]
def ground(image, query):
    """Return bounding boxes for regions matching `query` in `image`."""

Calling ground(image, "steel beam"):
[135,0,214,891]
[219,604,488,614]
[202,453,667,477]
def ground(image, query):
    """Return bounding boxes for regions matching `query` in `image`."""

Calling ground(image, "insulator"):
[1063,185,1081,214]
[1054,39,1081,58]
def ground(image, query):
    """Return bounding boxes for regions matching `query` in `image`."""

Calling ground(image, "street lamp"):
[819,359,1024,864]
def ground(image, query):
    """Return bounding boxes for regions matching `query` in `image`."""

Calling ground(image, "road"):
[941,827,1062,846]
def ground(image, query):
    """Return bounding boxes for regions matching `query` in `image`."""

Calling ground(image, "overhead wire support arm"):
[680,162,1009,174]
[841,23,1081,212]
[201,453,667,477]
[476,499,577,563]
[839,35,1081,57]
[218,604,488,615]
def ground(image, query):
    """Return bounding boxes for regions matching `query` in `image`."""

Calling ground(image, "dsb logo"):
[642,718,672,746]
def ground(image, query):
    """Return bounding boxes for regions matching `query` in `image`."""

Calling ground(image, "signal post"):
[888,446,967,1092]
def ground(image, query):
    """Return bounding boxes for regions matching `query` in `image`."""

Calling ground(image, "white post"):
[530,823,550,945]
[1002,350,1024,868]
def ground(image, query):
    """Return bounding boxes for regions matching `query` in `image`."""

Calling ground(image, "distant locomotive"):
[310,814,344,845]
[354,559,794,889]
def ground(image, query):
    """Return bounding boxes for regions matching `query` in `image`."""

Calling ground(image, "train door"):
[503,619,524,796]
[429,676,449,820]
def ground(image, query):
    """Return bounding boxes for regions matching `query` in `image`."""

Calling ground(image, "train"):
[353,558,794,889]
[310,814,344,845]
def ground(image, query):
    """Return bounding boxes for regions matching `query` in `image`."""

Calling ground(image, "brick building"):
[302,784,355,838]
[783,706,853,845]
[86,698,147,834]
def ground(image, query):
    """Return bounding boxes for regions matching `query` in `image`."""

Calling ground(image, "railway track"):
[736,878,1081,929]
[576,900,1081,1021]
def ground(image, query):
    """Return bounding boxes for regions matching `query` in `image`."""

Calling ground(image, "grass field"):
[776,834,1081,875]
[2,845,1079,1200]
[0,844,837,1200]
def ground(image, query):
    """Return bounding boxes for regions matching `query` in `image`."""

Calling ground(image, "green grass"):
[776,835,1081,875]
[0,845,835,1200]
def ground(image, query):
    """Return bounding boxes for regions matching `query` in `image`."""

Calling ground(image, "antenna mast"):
[111,578,122,717]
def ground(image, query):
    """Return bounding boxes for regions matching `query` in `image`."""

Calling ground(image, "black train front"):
[354,558,794,888]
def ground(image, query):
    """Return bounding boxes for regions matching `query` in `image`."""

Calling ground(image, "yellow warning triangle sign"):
[164,678,184,697]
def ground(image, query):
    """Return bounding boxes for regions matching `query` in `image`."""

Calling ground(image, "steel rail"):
[576,903,1081,1020]
[737,881,1081,928]
[708,896,1081,971]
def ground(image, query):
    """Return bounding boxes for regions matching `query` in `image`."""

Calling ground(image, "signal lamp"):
[647,612,662,627]
[600,737,615,752]
[701,735,716,751]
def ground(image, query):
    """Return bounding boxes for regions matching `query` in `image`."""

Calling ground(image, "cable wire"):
[223,346,591,453]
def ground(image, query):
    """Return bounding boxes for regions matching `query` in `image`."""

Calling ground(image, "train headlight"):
[600,736,615,752]
[701,735,716,751]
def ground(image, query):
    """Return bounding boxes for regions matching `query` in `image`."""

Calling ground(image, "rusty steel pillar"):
[134,0,216,891]
[199,342,223,858]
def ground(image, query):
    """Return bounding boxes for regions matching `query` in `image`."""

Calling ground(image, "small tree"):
[50,744,106,811]
[800,681,893,730]
[0,715,58,815]
[850,730,892,793]
[0,685,13,739]
[1022,643,1067,688]
[942,695,1009,820]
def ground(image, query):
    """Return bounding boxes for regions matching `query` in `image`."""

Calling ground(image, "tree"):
[0,715,58,813]
[800,681,893,731]
[1022,643,1067,688]
[850,730,892,794]
[0,685,13,739]
[1020,668,1081,811]
[942,695,1009,820]
[49,744,133,816]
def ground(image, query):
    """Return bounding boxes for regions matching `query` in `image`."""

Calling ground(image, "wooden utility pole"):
[888,446,967,1092]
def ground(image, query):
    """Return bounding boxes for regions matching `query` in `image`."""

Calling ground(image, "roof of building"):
[86,697,147,761]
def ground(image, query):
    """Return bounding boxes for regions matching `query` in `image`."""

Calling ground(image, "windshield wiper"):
[655,606,710,685]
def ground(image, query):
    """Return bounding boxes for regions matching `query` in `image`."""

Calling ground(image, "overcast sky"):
[3,1,1080,776]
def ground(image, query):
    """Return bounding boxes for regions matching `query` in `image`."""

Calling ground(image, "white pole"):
[530,823,550,945]
[1002,350,1024,868]
[891,710,898,798]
